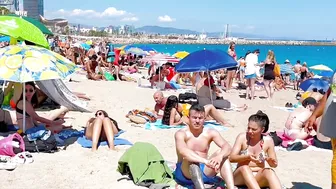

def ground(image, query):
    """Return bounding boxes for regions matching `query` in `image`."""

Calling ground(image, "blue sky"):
[43,0,335,39]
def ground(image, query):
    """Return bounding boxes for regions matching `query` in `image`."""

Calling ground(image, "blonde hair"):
[266,50,276,63]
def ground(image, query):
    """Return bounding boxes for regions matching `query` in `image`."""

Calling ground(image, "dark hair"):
[189,104,205,113]
[253,49,260,53]
[155,66,164,75]
[248,110,269,133]
[95,110,121,132]
[229,41,235,49]
[91,54,98,60]
[162,95,179,125]
[19,82,38,107]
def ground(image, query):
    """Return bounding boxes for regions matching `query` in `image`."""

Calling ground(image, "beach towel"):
[145,120,228,131]
[76,130,132,148]
[272,106,295,112]
[276,131,314,148]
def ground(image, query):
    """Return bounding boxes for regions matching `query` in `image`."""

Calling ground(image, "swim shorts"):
[245,74,256,79]
[174,162,220,186]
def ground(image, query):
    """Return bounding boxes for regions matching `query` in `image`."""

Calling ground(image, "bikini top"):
[240,139,266,161]
[16,107,31,117]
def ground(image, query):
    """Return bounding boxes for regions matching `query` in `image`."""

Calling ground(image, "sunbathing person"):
[284,97,318,140]
[197,77,247,111]
[229,111,281,189]
[86,55,105,80]
[153,91,167,117]
[85,110,120,151]
[15,82,68,132]
[174,104,235,189]
[162,95,230,126]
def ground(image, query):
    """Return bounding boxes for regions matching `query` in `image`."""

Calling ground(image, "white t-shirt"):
[245,53,258,75]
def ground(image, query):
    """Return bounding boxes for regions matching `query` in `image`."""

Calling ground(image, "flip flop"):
[0,156,16,170]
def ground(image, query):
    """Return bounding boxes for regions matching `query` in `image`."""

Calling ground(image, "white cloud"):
[121,17,139,22]
[45,7,138,23]
[158,15,175,22]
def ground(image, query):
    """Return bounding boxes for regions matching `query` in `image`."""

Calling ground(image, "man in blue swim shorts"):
[174,104,235,188]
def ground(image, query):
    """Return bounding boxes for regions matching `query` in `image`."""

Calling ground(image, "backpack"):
[23,134,57,153]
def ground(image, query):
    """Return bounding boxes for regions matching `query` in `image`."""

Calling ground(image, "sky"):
[42,0,336,39]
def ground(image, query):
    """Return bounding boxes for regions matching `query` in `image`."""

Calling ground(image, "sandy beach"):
[0,77,331,189]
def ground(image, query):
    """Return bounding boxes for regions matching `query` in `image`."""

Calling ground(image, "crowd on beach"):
[1,35,336,189]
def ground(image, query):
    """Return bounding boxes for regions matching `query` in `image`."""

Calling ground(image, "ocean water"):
[125,44,336,70]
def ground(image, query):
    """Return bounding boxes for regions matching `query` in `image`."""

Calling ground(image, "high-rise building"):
[23,0,43,19]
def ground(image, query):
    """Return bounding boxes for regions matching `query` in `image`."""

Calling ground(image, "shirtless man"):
[86,55,105,80]
[153,91,167,117]
[293,60,302,90]
[284,97,319,140]
[174,104,235,188]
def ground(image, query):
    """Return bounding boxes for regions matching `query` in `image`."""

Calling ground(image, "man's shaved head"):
[153,91,164,104]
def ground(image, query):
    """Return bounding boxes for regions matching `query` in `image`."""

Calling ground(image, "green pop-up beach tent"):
[7,14,53,35]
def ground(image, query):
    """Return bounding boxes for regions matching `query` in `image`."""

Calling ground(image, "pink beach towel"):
[276,131,314,147]
[0,133,25,157]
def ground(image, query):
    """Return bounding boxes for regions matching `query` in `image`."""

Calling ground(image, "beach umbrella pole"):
[207,71,213,104]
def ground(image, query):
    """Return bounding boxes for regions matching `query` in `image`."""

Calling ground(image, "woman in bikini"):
[161,95,230,126]
[229,111,281,189]
[85,110,120,151]
[16,82,68,132]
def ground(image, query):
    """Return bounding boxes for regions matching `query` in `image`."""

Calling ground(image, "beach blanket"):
[272,106,295,112]
[145,119,228,131]
[276,131,314,148]
[76,130,132,148]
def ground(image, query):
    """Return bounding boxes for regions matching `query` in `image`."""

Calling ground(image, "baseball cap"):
[302,97,317,107]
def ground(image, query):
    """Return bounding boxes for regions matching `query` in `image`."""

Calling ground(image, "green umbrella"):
[7,14,53,35]
[0,15,49,48]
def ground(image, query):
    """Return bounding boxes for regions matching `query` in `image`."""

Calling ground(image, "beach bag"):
[23,131,57,153]
[273,63,281,77]
[0,133,25,157]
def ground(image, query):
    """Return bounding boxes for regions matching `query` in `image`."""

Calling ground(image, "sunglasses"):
[25,89,34,93]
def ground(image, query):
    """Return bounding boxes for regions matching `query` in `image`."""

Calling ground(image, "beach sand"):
[0,78,331,189]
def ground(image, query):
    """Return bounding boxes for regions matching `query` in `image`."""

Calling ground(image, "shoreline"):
[66,35,336,46]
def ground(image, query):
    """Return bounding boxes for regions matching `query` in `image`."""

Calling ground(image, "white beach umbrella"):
[309,64,333,71]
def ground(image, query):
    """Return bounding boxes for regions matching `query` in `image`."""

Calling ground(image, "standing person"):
[300,62,309,82]
[305,76,336,189]
[293,60,302,90]
[226,41,238,92]
[244,49,260,100]
[261,50,276,100]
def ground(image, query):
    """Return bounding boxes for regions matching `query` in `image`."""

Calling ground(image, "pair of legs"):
[85,117,118,151]
[225,70,236,92]
[233,165,281,189]
[245,78,256,100]
[109,64,120,80]
[88,73,105,81]
[263,79,275,99]
[39,106,71,133]
[179,150,235,189]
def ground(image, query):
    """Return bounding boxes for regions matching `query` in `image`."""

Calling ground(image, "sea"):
[121,44,336,70]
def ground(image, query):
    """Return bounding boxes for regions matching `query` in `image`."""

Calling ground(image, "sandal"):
[0,156,17,170]
[13,152,34,164]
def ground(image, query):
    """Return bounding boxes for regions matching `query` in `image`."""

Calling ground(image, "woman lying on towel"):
[162,95,232,127]
[229,111,281,189]
[15,82,69,132]
[85,110,121,151]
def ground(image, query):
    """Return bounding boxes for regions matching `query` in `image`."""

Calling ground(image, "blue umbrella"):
[0,36,10,42]
[319,70,334,78]
[299,78,330,92]
[175,49,237,73]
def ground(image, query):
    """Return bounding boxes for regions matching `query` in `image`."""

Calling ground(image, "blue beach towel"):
[76,130,132,148]
[145,119,228,131]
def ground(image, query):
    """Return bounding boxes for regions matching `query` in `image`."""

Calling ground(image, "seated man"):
[174,104,235,189]
[284,97,320,140]
[153,91,167,117]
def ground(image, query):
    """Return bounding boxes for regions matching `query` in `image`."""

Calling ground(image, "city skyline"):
[43,0,336,40]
